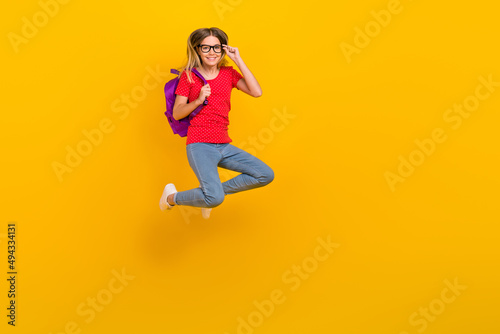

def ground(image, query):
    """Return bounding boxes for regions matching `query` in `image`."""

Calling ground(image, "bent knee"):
[205,193,225,208]
[259,167,275,186]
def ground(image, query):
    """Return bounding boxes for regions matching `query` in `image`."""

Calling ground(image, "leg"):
[218,144,275,195]
[173,143,225,208]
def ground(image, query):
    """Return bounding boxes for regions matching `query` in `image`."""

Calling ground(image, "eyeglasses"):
[197,44,222,53]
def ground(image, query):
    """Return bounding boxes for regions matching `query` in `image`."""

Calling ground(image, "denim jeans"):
[173,142,274,208]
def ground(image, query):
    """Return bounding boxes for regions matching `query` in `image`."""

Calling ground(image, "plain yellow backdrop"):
[1,0,499,333]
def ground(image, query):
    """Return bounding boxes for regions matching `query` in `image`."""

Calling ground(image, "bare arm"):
[172,95,203,120]
[223,44,262,97]
[233,57,262,97]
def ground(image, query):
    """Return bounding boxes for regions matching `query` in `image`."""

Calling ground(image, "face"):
[197,36,223,66]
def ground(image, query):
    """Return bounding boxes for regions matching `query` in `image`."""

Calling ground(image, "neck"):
[198,63,219,74]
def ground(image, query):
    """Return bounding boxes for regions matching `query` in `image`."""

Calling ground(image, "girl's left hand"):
[222,44,240,61]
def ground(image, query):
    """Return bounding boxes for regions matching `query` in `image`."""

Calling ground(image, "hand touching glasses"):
[222,44,240,62]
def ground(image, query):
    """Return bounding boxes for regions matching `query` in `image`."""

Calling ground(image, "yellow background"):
[2,0,499,333]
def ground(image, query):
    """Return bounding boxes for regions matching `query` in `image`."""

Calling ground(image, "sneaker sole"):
[160,183,177,211]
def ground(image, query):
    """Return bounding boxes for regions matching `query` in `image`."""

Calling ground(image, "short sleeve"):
[175,70,191,97]
[230,67,243,89]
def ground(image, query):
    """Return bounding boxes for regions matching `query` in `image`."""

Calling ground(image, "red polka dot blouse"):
[174,66,244,145]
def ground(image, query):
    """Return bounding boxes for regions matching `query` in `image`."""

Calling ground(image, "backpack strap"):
[191,68,207,85]
[170,67,209,120]
[191,68,209,106]
[188,68,209,119]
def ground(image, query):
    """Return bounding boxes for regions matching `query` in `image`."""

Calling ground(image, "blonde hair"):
[176,27,230,84]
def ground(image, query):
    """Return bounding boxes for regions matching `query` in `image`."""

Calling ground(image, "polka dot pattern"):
[174,66,244,145]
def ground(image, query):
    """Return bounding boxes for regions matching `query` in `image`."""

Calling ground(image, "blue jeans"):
[173,143,274,208]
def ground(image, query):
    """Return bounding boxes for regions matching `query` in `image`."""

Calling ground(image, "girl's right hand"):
[197,84,211,104]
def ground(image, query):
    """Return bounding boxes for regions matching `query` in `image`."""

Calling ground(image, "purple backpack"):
[164,68,208,137]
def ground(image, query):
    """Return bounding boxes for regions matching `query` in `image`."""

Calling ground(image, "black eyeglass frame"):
[197,44,223,53]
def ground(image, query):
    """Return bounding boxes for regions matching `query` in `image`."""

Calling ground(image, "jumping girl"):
[159,27,274,219]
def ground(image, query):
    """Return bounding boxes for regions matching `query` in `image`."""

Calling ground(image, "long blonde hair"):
[176,27,230,84]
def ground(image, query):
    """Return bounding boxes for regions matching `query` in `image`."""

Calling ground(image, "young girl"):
[159,27,274,219]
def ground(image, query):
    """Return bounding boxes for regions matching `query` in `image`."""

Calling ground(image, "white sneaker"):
[159,183,177,211]
[201,208,212,219]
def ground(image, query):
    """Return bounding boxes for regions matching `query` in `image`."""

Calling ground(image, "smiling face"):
[197,35,223,66]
